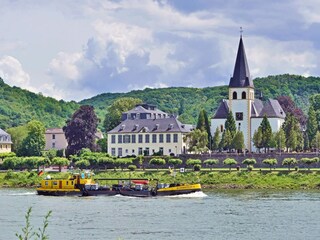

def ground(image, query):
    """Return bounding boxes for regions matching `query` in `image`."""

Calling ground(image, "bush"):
[247,165,253,171]
[128,165,137,171]
[193,164,201,171]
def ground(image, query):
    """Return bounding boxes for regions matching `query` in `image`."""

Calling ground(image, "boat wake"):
[164,191,208,198]
[8,192,36,196]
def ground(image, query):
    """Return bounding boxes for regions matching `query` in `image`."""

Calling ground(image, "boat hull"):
[82,190,119,196]
[37,189,81,196]
[119,189,155,197]
[156,184,202,196]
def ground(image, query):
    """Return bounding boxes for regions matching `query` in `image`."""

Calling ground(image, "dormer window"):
[233,92,237,99]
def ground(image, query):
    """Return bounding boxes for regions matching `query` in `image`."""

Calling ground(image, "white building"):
[0,128,12,153]
[45,128,68,150]
[211,36,286,152]
[107,104,193,156]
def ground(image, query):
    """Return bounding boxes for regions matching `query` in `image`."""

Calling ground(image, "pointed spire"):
[229,35,254,88]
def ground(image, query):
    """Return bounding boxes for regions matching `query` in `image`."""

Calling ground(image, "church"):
[210,36,286,152]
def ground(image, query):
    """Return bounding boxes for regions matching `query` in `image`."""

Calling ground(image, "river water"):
[0,189,319,240]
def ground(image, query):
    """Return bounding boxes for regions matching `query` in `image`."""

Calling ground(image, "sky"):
[0,0,319,101]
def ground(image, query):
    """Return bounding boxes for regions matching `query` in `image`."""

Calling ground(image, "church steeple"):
[228,36,254,88]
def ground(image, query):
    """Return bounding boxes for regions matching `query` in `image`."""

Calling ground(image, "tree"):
[75,159,90,170]
[277,95,307,127]
[262,158,278,171]
[97,138,107,153]
[260,115,273,152]
[274,129,286,153]
[18,120,45,156]
[219,130,233,151]
[184,129,208,154]
[103,97,142,132]
[232,131,245,153]
[51,157,70,172]
[307,105,318,147]
[223,158,237,171]
[24,156,46,172]
[64,105,99,155]
[282,158,297,171]
[186,159,202,171]
[225,111,236,138]
[212,127,220,151]
[300,157,318,171]
[203,159,219,171]
[114,158,134,170]
[6,125,28,153]
[168,158,183,168]
[98,157,114,170]
[149,158,166,170]
[242,158,256,168]
[282,114,303,152]
[196,109,212,149]
[252,128,263,152]
[311,131,320,152]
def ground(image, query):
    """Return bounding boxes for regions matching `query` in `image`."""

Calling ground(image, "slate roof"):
[253,99,286,119]
[45,128,64,134]
[212,98,286,119]
[124,105,167,116]
[229,37,254,88]
[0,128,12,144]
[108,117,194,134]
[212,100,229,119]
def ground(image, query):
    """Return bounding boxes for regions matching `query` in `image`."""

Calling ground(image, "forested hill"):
[0,78,79,129]
[81,74,320,126]
[1,74,320,130]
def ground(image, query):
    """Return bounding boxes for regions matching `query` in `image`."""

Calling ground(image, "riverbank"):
[0,170,320,189]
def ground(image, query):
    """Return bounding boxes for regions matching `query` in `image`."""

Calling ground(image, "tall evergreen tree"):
[307,105,318,147]
[252,128,263,153]
[232,131,245,153]
[225,111,236,138]
[274,128,286,152]
[64,105,99,155]
[260,115,273,152]
[282,114,302,152]
[212,127,221,151]
[219,129,232,151]
[196,109,212,149]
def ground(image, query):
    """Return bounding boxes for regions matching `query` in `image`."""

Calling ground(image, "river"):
[0,189,319,240]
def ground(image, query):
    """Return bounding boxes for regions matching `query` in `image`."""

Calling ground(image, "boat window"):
[71,181,73,185]
[66,181,68,185]
[53,181,57,185]
[45,181,49,186]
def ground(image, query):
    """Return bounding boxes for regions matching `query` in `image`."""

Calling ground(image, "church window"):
[242,91,246,99]
[238,123,241,131]
[233,91,237,99]
[220,125,224,132]
[236,112,243,121]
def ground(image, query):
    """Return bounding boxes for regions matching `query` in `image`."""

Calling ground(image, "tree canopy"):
[64,105,99,155]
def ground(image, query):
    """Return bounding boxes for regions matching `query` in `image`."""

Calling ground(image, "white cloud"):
[0,56,35,91]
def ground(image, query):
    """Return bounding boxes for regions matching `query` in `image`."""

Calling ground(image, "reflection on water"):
[1,189,320,240]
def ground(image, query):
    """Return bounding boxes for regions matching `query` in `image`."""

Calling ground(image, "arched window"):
[232,91,237,99]
[242,91,246,99]
[220,125,224,132]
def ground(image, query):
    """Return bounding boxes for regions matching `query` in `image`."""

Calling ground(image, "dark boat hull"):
[37,190,81,196]
[82,190,119,196]
[119,189,155,197]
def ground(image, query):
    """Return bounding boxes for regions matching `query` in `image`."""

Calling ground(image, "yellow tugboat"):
[36,172,94,196]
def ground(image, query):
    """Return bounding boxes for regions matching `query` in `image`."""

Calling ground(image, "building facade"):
[211,36,286,152]
[44,128,68,150]
[0,128,12,153]
[107,104,193,156]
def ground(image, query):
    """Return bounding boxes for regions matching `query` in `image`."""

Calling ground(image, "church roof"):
[212,100,229,119]
[255,99,286,119]
[229,37,254,88]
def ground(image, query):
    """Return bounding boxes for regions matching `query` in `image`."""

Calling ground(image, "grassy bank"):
[1,169,320,190]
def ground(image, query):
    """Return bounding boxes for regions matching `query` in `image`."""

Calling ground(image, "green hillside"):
[1,74,319,131]
[81,74,320,129]
[0,78,79,129]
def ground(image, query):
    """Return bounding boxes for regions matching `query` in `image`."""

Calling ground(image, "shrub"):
[242,158,256,167]
[128,165,137,171]
[168,158,183,167]
[149,158,166,170]
[193,164,201,171]
[262,158,278,171]
[282,158,297,171]
[204,159,219,170]
[223,158,237,171]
